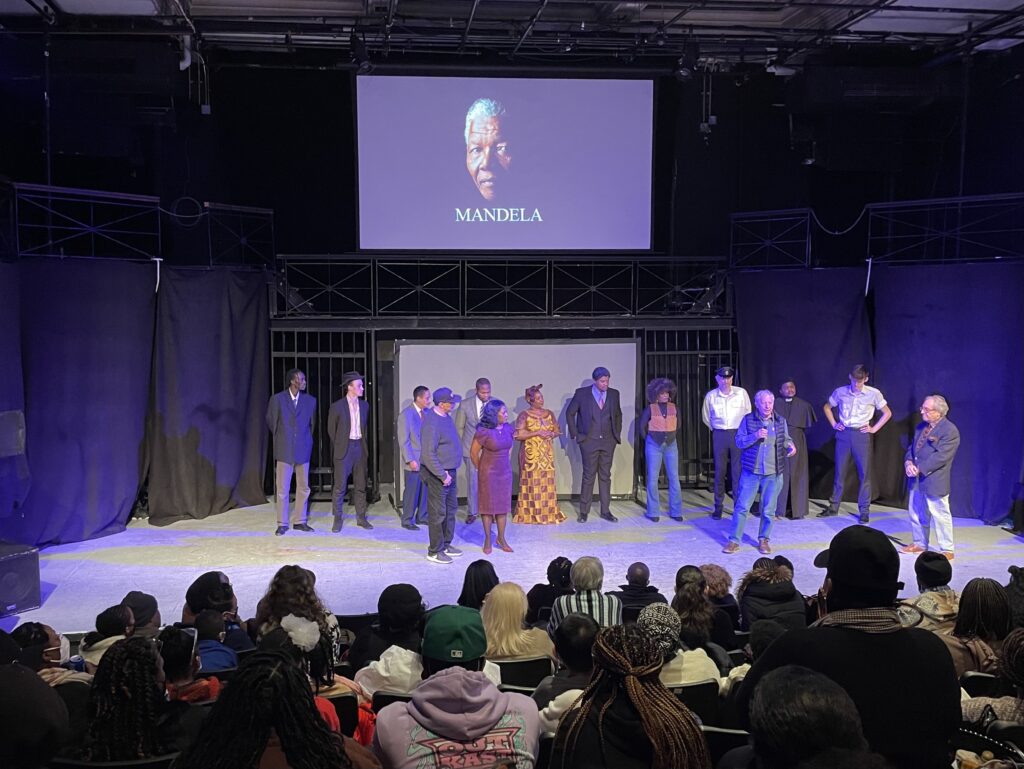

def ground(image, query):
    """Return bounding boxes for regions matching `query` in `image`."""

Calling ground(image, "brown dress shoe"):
[899,544,925,554]
[943,551,955,561]
[722,541,740,554]
[758,538,772,555]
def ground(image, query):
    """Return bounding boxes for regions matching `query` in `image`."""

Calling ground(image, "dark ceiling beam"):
[512,0,550,56]
[460,0,481,51]
[21,0,56,24]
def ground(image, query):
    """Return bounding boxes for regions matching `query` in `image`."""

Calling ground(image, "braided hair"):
[953,577,1012,643]
[81,637,171,761]
[555,625,709,769]
[997,627,1024,694]
[175,650,353,769]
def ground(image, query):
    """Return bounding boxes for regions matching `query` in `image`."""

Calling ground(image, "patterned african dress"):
[513,409,565,524]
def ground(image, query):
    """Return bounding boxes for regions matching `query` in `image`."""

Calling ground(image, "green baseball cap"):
[421,605,487,662]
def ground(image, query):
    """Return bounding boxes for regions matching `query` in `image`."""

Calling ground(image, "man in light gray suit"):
[398,385,431,530]
[265,368,316,536]
[454,377,491,524]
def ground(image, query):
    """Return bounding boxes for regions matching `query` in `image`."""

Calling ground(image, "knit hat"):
[122,591,158,627]
[636,602,681,656]
[421,605,486,662]
[377,584,424,633]
[915,551,952,588]
[814,525,904,592]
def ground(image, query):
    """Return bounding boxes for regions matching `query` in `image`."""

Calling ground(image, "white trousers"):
[908,487,954,553]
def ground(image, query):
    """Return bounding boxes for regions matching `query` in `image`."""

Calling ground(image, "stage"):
[3,489,1019,635]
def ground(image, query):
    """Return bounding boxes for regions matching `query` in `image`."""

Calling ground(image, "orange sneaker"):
[722,541,740,554]
[899,545,925,554]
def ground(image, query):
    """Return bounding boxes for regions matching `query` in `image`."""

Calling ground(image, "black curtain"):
[144,268,269,525]
[734,267,874,503]
[5,260,156,545]
[0,263,30,523]
[871,262,1024,522]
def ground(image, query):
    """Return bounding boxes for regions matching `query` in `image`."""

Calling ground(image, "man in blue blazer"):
[901,394,961,559]
[265,368,316,536]
[328,371,373,532]
[398,385,431,530]
[566,366,623,523]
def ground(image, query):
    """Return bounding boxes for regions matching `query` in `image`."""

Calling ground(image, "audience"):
[671,564,735,669]
[79,604,135,673]
[963,626,1024,725]
[939,576,1012,677]
[636,601,720,687]
[121,590,161,639]
[736,557,807,631]
[0,662,70,769]
[533,613,599,713]
[526,556,573,624]
[456,560,500,611]
[547,556,623,638]
[481,581,555,660]
[256,564,342,665]
[195,608,239,673]
[184,570,255,652]
[348,583,425,671]
[701,562,740,629]
[734,525,961,769]
[160,625,220,703]
[549,624,710,769]
[721,618,788,695]
[607,561,669,614]
[372,605,540,769]
[898,551,960,632]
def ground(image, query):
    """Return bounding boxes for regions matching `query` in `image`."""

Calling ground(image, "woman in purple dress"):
[470,399,515,555]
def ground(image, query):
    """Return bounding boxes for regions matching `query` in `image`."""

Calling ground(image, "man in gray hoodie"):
[420,387,465,565]
[373,605,541,769]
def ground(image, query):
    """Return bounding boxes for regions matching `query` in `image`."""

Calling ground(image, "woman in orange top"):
[639,378,683,521]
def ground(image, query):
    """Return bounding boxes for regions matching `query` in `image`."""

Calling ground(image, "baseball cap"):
[814,525,903,592]
[432,387,462,406]
[421,605,486,662]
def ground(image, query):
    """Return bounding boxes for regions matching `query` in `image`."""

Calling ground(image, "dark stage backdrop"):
[735,268,874,507]
[144,268,269,525]
[0,263,30,520]
[870,262,1024,523]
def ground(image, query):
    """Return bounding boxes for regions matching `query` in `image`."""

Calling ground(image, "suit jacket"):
[566,386,622,444]
[454,396,485,455]
[266,390,316,465]
[327,396,370,462]
[398,404,424,465]
[905,417,960,497]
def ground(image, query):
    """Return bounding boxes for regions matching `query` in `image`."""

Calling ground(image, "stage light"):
[674,42,700,83]
[350,31,374,75]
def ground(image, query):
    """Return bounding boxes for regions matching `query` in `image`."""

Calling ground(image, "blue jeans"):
[730,469,783,543]
[645,437,682,519]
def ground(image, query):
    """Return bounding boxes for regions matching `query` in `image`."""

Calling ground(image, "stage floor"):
[4,489,1020,634]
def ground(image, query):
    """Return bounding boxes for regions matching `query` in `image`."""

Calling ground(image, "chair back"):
[989,721,1024,754]
[372,689,413,713]
[962,671,1015,698]
[49,754,180,769]
[622,605,642,624]
[536,735,554,769]
[670,679,721,726]
[492,657,555,689]
[327,692,360,737]
[727,649,747,668]
[335,613,380,652]
[951,725,1024,764]
[701,726,751,766]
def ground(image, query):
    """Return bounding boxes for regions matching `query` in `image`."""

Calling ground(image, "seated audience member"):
[457,559,500,611]
[721,619,788,695]
[720,665,876,769]
[184,570,255,652]
[79,636,194,761]
[701,562,740,629]
[160,625,220,703]
[195,608,239,673]
[526,556,573,623]
[533,613,599,712]
[736,557,807,631]
[898,551,960,632]
[259,618,342,724]
[372,605,540,769]
[607,562,669,614]
[10,622,90,751]
[938,576,1011,677]
[793,749,893,769]
[963,626,1024,725]
[547,556,623,638]
[0,662,70,769]
[256,565,341,665]
[121,590,161,639]
[735,525,961,769]
[671,565,734,671]
[174,650,380,769]
[636,602,720,687]
[79,604,135,673]
[1005,565,1024,629]
[348,584,425,671]
[550,625,710,769]
[482,581,555,661]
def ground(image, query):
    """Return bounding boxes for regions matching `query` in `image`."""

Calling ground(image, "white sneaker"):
[445,545,464,558]
[426,551,453,565]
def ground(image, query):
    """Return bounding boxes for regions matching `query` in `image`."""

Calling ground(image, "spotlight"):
[674,41,700,83]
[350,31,374,75]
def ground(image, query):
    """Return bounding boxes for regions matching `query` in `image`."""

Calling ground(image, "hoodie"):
[372,666,540,769]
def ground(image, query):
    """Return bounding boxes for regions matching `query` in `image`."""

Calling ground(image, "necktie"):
[598,393,605,409]
[419,409,424,420]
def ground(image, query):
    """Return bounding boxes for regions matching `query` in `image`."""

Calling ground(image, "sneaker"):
[722,541,740,554]
[899,544,925,554]
[758,538,772,555]
[816,506,838,518]
[426,551,453,565]
[445,545,464,558]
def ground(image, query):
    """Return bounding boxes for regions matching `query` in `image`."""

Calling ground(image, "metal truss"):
[729,209,812,268]
[275,256,732,319]
[867,192,1024,264]
[207,202,275,267]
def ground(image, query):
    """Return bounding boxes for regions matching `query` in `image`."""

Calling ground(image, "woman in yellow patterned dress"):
[513,384,566,524]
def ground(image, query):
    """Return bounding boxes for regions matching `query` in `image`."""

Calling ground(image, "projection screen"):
[394,340,639,501]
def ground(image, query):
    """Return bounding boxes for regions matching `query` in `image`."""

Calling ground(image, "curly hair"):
[525,383,543,404]
[671,565,714,648]
[554,625,709,769]
[479,399,506,429]
[256,565,331,637]
[81,637,171,761]
[646,377,677,404]
[699,564,733,599]
[174,651,353,769]
[547,556,573,589]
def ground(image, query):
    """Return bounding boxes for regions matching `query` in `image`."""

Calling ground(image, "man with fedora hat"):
[701,365,751,520]
[420,387,464,564]
[328,371,372,532]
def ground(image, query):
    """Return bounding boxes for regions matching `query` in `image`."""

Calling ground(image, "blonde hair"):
[481,582,538,659]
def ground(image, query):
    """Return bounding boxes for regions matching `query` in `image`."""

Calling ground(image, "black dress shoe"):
[816,506,838,518]
[465,514,477,525]
[670,515,684,522]
[292,523,314,532]
[274,525,288,536]
[600,511,619,522]
[858,512,870,524]
[356,518,374,530]
[401,523,420,531]
[577,513,588,523]
[711,510,723,520]
[331,519,343,533]
[646,516,661,523]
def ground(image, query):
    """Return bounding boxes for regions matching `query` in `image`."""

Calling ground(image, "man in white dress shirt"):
[818,363,892,524]
[702,365,752,519]
[454,377,491,524]
[327,371,372,532]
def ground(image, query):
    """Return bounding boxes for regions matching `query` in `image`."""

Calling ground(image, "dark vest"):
[739,413,788,474]
[593,399,615,441]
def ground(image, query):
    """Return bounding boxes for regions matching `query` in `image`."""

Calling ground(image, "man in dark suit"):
[327,371,372,532]
[265,368,316,536]
[454,377,491,524]
[398,385,431,530]
[901,394,961,559]
[566,366,622,523]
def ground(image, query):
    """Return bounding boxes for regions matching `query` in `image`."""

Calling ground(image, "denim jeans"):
[730,469,783,543]
[645,437,682,519]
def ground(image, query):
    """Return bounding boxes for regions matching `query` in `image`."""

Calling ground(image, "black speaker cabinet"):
[0,542,41,617]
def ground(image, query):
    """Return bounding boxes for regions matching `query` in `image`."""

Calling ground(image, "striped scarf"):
[812,607,903,634]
